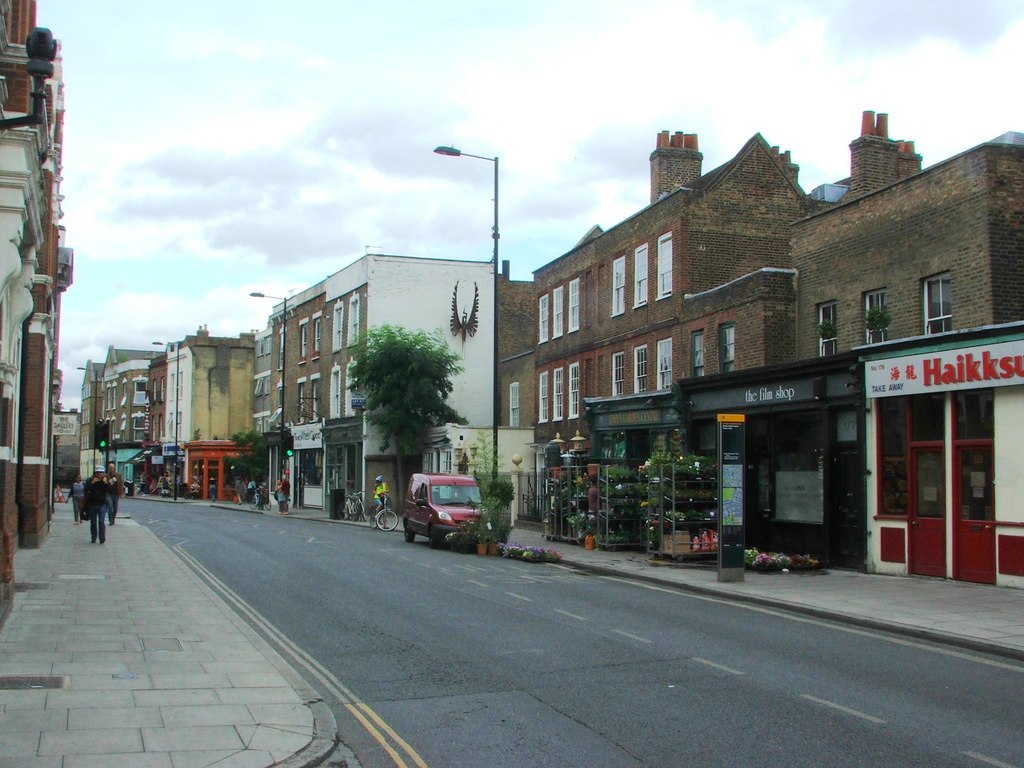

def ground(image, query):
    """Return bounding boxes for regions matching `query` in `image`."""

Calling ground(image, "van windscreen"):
[432,483,481,506]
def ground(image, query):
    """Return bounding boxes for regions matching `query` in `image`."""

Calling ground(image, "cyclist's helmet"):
[375,475,383,482]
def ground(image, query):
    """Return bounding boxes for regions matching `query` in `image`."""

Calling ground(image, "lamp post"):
[250,292,289,489]
[434,144,500,476]
[153,341,182,500]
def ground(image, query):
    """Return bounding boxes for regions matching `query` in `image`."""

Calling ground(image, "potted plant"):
[817,318,838,340]
[445,520,479,554]
[865,305,890,341]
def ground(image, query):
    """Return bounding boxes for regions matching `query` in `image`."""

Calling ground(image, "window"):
[552,286,564,338]
[538,371,549,422]
[133,379,148,406]
[691,330,705,377]
[296,380,306,420]
[278,324,285,369]
[300,321,309,358]
[509,382,520,427]
[552,367,564,421]
[924,273,952,334]
[818,301,837,357]
[612,352,624,396]
[612,256,626,316]
[864,290,888,344]
[313,316,322,354]
[538,294,549,343]
[568,362,580,418]
[332,302,344,350]
[348,294,360,344]
[634,345,648,393]
[719,323,735,373]
[330,366,343,418]
[133,414,146,442]
[568,278,580,333]
[657,337,673,390]
[634,244,648,307]
[310,376,320,419]
[657,233,673,299]
[345,361,356,415]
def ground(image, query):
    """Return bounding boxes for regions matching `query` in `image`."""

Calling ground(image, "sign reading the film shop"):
[866,339,1024,398]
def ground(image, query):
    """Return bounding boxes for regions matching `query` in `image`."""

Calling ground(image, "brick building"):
[0,2,65,623]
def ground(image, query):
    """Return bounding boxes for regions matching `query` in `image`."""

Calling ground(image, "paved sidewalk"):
[0,504,339,768]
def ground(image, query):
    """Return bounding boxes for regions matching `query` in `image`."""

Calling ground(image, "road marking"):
[801,694,886,724]
[612,629,653,644]
[469,580,490,589]
[691,657,744,675]
[554,609,587,621]
[506,592,532,602]
[964,751,1020,768]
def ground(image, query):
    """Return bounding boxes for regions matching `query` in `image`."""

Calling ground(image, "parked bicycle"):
[248,484,269,511]
[344,491,367,522]
[371,493,399,531]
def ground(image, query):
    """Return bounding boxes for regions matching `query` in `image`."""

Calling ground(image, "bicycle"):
[371,493,399,531]
[344,491,367,522]
[248,485,269,511]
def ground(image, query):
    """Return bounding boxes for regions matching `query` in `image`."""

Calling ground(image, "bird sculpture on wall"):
[450,281,479,343]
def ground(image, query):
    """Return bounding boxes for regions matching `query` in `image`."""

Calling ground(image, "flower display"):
[499,542,563,563]
[744,548,822,571]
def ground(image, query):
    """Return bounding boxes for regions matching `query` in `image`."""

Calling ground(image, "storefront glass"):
[772,413,823,524]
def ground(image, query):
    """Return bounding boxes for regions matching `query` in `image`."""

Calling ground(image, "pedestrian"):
[83,465,109,544]
[246,477,256,503]
[71,474,85,525]
[234,477,245,505]
[276,475,290,515]
[208,477,217,501]
[106,462,123,525]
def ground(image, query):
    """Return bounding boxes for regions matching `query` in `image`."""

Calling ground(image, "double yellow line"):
[174,546,429,767]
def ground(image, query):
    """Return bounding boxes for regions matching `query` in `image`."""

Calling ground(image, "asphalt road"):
[130,499,1024,768]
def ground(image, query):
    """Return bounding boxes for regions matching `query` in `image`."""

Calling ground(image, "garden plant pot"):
[487,541,498,555]
[477,542,488,555]
[584,533,596,550]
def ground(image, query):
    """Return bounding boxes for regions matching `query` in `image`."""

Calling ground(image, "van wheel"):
[403,522,415,543]
[428,526,443,549]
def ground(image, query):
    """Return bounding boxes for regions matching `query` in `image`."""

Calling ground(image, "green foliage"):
[227,429,267,481]
[348,325,466,454]
[480,473,515,511]
[864,305,891,332]
[817,319,838,340]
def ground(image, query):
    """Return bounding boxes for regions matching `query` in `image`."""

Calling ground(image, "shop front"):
[184,440,242,502]
[292,421,324,509]
[584,390,683,467]
[679,355,863,569]
[863,328,1024,587]
[323,416,364,519]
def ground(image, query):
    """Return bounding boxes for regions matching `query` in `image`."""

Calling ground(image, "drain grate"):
[0,675,67,690]
[13,582,51,592]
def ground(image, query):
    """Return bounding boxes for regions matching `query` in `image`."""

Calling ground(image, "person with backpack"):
[84,466,110,544]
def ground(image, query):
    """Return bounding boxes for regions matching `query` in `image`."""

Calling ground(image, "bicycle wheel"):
[248,495,258,510]
[377,506,399,532]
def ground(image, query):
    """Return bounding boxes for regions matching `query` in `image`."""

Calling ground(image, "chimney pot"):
[861,110,875,137]
[683,133,699,150]
[657,130,670,149]
[671,131,684,148]
[875,113,889,139]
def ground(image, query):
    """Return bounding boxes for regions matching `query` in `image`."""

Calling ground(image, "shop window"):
[955,389,993,440]
[924,273,952,334]
[773,413,824,524]
[910,393,945,442]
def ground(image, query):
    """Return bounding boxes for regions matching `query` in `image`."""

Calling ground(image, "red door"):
[955,447,995,584]
[909,448,945,577]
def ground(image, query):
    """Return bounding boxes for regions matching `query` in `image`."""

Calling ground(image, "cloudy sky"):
[47,0,1023,410]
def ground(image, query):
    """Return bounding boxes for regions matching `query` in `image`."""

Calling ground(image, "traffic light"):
[94,420,110,450]
[283,433,294,458]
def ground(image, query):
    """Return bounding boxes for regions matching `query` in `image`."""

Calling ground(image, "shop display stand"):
[544,460,591,544]
[649,461,719,560]
[598,465,647,550]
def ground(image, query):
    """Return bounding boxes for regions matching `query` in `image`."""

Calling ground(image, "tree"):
[349,325,466,456]
[227,429,267,482]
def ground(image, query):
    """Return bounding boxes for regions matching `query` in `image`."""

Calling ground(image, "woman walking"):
[71,474,85,525]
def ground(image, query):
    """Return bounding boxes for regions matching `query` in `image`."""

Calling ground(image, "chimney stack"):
[650,131,703,203]
[848,110,920,199]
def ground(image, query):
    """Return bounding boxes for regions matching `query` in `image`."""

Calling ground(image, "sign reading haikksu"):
[865,339,1024,398]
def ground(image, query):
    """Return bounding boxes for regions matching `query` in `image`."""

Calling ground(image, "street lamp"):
[434,144,500,476]
[153,341,182,501]
[250,291,289,490]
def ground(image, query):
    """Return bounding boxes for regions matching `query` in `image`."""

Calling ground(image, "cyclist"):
[372,475,389,520]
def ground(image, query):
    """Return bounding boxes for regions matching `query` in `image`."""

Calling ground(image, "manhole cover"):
[0,676,67,690]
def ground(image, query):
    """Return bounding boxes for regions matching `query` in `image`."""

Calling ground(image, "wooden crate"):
[662,533,693,555]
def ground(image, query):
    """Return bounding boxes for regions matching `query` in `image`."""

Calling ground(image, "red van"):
[403,473,482,548]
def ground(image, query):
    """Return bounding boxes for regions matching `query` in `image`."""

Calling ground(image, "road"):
[128,498,1024,768]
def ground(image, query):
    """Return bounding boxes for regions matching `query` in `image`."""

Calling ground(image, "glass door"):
[909,448,945,577]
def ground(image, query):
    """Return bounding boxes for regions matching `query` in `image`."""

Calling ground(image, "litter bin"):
[330,488,345,520]
[126,481,134,497]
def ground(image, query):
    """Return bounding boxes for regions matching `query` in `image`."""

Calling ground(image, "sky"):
[47,0,1024,411]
